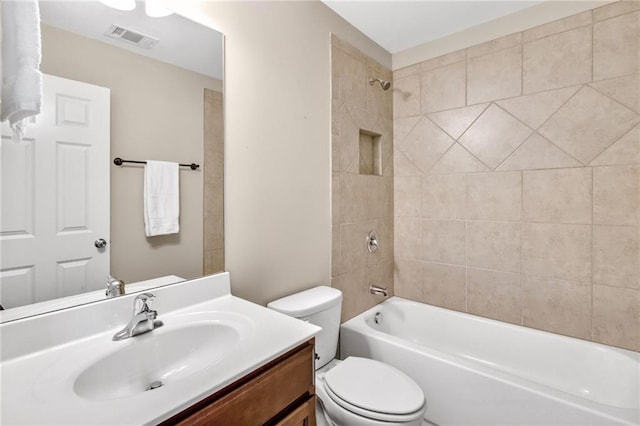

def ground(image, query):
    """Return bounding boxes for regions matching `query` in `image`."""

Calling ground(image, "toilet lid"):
[323,357,425,416]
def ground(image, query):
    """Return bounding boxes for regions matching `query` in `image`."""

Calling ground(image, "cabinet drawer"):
[173,341,314,426]
[275,395,316,426]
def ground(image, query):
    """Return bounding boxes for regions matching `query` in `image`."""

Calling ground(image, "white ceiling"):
[322,1,544,54]
[38,1,223,80]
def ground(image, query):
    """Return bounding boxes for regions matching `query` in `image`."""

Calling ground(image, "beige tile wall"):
[393,1,640,352]
[331,35,394,322]
[203,89,225,275]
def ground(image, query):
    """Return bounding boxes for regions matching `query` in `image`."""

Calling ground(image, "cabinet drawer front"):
[275,395,316,426]
[177,343,314,426]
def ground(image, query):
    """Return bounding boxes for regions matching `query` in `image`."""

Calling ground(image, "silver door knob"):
[94,238,107,248]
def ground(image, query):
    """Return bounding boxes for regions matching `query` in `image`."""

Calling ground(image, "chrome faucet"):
[112,293,163,341]
[106,275,125,298]
[369,285,389,297]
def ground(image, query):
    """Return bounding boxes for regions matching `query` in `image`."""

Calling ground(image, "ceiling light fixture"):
[144,0,173,18]
[99,0,135,11]
[99,0,173,18]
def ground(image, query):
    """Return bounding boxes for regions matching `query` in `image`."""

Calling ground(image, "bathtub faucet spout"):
[369,285,389,297]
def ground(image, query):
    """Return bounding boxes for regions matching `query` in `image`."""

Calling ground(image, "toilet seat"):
[322,357,425,422]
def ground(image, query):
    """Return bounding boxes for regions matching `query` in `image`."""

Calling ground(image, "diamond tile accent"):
[590,125,640,166]
[539,86,640,165]
[497,133,582,171]
[459,104,532,169]
[430,143,489,174]
[396,117,455,174]
[394,116,420,143]
[428,103,489,139]
[589,74,640,113]
[497,86,580,129]
[394,149,422,177]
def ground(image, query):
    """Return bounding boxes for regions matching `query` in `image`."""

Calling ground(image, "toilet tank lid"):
[267,286,342,317]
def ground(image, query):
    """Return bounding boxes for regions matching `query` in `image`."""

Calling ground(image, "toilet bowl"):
[316,357,425,426]
[267,286,426,426]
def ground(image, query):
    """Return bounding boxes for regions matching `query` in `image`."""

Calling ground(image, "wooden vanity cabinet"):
[160,339,316,426]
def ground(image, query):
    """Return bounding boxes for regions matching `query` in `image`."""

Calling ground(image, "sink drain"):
[146,381,163,391]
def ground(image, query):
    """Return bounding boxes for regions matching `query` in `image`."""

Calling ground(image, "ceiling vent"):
[104,24,159,49]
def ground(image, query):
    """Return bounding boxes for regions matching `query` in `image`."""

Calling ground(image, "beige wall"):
[40,24,222,284]
[170,1,391,306]
[393,1,640,352]
[330,36,394,321]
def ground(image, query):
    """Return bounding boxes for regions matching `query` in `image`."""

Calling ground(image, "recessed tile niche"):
[359,129,382,175]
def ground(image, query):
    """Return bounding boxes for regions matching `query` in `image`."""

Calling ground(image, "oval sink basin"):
[74,318,246,400]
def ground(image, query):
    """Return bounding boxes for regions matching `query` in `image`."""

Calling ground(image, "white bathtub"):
[340,297,640,426]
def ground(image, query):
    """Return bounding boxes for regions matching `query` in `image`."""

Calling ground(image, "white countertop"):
[0,273,320,425]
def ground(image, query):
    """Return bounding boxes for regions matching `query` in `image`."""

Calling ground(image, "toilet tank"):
[267,286,342,369]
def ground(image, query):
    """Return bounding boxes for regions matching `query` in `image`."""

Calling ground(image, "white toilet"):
[268,286,426,426]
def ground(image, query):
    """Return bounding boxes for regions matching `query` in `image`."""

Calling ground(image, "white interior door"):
[0,74,110,308]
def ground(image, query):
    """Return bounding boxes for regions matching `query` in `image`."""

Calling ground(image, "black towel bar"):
[113,157,199,170]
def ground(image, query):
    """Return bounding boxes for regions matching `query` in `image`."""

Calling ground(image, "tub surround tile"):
[339,173,369,223]
[337,49,367,111]
[593,225,640,289]
[396,117,455,175]
[538,86,640,165]
[393,63,420,80]
[430,143,490,175]
[394,149,422,177]
[589,74,640,113]
[522,168,592,224]
[523,275,592,340]
[422,262,467,311]
[395,176,421,217]
[593,0,640,21]
[467,222,522,273]
[389,6,640,351]
[523,26,592,94]
[394,259,423,302]
[421,174,467,219]
[496,86,580,130]
[593,285,640,351]
[523,11,592,42]
[593,165,640,226]
[421,61,466,113]
[466,33,522,59]
[523,223,592,282]
[395,217,421,261]
[427,103,489,140]
[467,268,522,325]
[419,49,466,72]
[332,37,394,321]
[459,104,532,170]
[393,74,421,119]
[497,133,582,171]
[467,46,522,105]
[368,176,394,220]
[340,221,375,272]
[421,219,466,265]
[466,171,522,221]
[590,125,640,166]
[593,11,640,81]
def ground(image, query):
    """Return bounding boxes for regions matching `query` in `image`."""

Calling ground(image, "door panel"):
[0,74,110,308]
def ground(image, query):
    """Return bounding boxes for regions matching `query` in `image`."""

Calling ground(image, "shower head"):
[369,77,391,91]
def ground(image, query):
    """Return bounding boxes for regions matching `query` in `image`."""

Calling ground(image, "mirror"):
[0,1,224,322]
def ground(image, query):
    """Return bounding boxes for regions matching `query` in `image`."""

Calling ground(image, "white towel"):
[144,161,179,237]
[0,0,43,143]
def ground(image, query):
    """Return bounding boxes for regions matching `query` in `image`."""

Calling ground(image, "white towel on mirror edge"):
[0,0,43,143]
[144,161,179,237]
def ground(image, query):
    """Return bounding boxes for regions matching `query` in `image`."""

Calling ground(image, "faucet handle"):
[133,293,156,314]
